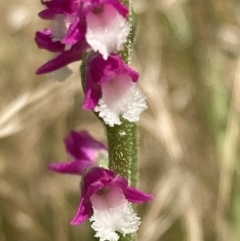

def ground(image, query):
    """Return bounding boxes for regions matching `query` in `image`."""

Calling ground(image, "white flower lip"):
[89,185,141,241]
[94,75,147,127]
[86,4,130,60]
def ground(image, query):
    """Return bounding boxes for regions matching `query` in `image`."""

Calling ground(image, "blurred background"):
[1,0,240,240]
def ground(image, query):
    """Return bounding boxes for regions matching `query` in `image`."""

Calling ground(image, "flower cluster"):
[36,0,147,126]
[49,131,153,241]
[36,0,129,74]
[37,0,153,240]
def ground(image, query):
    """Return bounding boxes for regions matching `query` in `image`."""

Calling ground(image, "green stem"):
[120,0,135,64]
[118,234,134,241]
[105,118,138,187]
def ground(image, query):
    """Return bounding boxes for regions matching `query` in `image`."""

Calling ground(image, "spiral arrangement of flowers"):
[35,0,154,240]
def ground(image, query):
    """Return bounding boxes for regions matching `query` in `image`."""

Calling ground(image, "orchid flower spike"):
[48,131,108,175]
[83,53,147,126]
[71,167,154,241]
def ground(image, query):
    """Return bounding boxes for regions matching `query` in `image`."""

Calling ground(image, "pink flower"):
[38,0,84,44]
[35,0,130,74]
[77,0,130,60]
[71,167,154,241]
[36,0,88,74]
[48,131,107,175]
[83,53,147,126]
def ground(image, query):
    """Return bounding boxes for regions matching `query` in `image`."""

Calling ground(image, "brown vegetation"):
[1,0,240,240]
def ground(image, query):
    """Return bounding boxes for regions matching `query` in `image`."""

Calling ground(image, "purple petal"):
[64,131,107,161]
[83,167,114,186]
[81,0,128,18]
[36,51,80,74]
[41,0,79,15]
[71,167,114,225]
[123,186,154,204]
[83,74,102,109]
[63,17,87,45]
[70,197,92,225]
[100,55,139,84]
[64,131,88,159]
[36,40,87,74]
[104,0,129,18]
[86,180,106,197]
[48,160,94,175]
[83,167,115,196]
[38,9,56,20]
[112,175,128,189]
[35,30,65,52]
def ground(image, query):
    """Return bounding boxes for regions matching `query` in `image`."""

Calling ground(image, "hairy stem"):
[105,118,137,187]
[120,0,135,64]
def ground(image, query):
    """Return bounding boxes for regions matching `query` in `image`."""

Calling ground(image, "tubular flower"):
[71,167,154,241]
[48,131,107,175]
[83,53,147,126]
[77,0,130,60]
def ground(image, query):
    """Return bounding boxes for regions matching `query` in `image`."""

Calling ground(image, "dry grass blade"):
[216,56,240,241]
[0,74,81,139]
[138,46,203,241]
[140,61,184,163]
[139,170,184,241]
[0,94,29,137]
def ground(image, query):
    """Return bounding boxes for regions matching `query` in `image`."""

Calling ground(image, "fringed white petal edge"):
[94,75,147,127]
[90,200,141,241]
[89,186,141,241]
[86,4,130,60]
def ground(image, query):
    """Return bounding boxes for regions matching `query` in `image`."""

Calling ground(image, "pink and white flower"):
[79,0,130,59]
[48,131,107,175]
[83,53,147,126]
[36,0,130,74]
[35,0,88,74]
[71,167,154,241]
